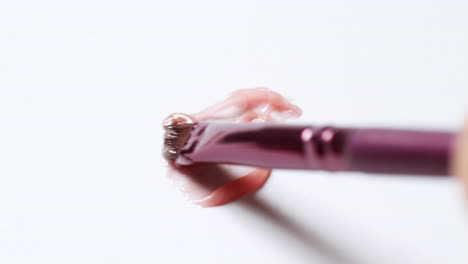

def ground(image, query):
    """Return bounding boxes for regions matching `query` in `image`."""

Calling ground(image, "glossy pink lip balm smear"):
[164,88,302,207]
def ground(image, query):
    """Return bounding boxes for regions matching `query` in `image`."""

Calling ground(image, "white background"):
[1,0,468,263]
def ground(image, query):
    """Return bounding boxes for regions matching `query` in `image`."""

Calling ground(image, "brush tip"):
[162,113,196,160]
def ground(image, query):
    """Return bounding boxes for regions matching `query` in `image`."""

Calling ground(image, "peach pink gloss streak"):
[163,88,302,207]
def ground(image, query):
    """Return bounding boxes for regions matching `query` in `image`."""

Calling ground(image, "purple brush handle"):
[180,123,455,176]
[347,129,453,175]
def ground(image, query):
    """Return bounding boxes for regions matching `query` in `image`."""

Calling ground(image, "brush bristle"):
[162,113,196,160]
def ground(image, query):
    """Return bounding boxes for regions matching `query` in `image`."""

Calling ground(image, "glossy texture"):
[162,113,196,160]
[164,88,301,207]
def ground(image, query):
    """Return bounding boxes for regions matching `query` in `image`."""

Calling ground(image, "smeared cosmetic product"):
[163,88,456,207]
[163,88,302,207]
